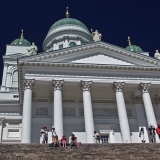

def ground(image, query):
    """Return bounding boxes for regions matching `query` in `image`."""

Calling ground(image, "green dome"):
[126,45,143,53]
[49,18,88,31]
[11,38,31,46]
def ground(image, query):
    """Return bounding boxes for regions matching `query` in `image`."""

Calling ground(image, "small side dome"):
[126,45,143,53]
[11,38,31,46]
[126,36,143,53]
[11,29,31,46]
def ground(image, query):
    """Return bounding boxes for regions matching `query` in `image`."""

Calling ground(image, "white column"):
[139,82,159,142]
[64,36,69,48]
[132,96,149,143]
[52,80,64,139]
[1,63,8,90]
[53,40,58,50]
[77,37,81,45]
[21,79,34,143]
[113,82,131,143]
[0,118,4,143]
[81,81,94,143]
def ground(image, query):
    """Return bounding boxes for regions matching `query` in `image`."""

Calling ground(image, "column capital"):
[139,82,151,94]
[23,79,34,90]
[113,82,125,92]
[81,81,92,92]
[132,95,143,104]
[52,80,64,91]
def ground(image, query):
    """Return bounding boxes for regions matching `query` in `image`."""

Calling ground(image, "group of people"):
[139,124,160,143]
[40,124,160,145]
[40,126,78,148]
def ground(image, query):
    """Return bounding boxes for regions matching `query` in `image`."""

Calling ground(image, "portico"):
[20,75,160,143]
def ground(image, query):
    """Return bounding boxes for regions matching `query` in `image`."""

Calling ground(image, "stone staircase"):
[0,143,160,160]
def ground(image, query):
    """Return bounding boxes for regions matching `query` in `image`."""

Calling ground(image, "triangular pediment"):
[19,41,160,67]
[71,54,134,65]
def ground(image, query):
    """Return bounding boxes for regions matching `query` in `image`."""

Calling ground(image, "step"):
[0,144,160,160]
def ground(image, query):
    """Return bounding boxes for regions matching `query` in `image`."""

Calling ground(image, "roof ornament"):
[66,7,70,18]
[127,36,134,51]
[154,50,160,60]
[127,36,131,46]
[20,29,24,39]
[91,29,102,41]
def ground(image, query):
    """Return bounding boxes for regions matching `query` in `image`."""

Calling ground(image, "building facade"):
[0,11,160,144]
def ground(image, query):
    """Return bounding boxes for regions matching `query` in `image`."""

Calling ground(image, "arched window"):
[12,71,18,87]
[69,42,77,47]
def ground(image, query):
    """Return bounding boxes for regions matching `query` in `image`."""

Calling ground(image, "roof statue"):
[154,50,160,59]
[27,42,38,54]
[66,7,70,18]
[91,29,102,41]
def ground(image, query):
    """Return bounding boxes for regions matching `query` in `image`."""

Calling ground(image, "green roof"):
[126,45,143,53]
[49,18,88,31]
[11,38,31,46]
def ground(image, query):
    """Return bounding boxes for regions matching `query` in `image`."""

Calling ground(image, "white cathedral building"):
[0,8,160,144]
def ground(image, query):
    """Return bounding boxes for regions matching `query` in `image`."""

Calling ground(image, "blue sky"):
[0,0,160,83]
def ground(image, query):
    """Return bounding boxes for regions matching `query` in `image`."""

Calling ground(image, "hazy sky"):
[0,0,160,83]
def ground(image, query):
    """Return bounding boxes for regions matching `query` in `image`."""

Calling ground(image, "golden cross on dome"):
[128,36,131,46]
[66,7,70,18]
[20,29,24,39]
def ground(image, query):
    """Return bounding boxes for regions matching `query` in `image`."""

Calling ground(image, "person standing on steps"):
[51,126,57,142]
[93,131,100,143]
[44,126,49,144]
[156,124,160,139]
[148,124,156,143]
[40,126,45,144]
[139,127,146,143]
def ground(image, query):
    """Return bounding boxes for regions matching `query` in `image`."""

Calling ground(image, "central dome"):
[49,18,89,32]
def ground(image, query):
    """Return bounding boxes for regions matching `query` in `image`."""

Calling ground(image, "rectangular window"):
[59,44,63,49]
[13,95,19,98]
[8,129,19,138]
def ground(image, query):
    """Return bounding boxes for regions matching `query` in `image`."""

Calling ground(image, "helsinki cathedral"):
[0,7,160,144]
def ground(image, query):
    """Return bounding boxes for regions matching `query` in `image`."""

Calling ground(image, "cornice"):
[19,61,160,71]
[3,53,29,60]
[45,26,91,40]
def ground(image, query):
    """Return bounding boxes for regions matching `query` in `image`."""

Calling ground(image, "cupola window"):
[59,44,63,49]
[69,42,77,47]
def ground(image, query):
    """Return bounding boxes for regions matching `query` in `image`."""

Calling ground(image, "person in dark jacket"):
[44,126,49,144]
[156,124,160,139]
[148,124,156,143]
